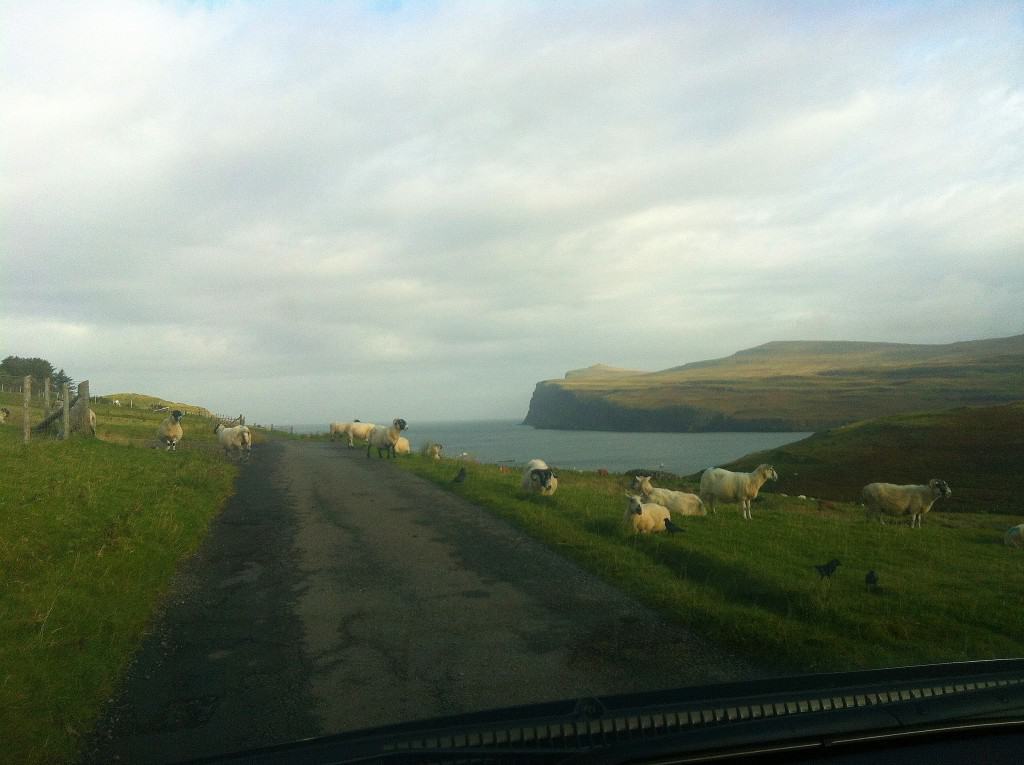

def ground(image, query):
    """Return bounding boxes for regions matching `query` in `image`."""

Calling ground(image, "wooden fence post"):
[239,414,245,426]
[62,383,70,440]
[71,380,92,436]
[44,377,51,411]
[22,375,31,444]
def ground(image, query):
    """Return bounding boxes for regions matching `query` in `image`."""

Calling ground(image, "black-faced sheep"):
[629,475,706,517]
[366,418,407,459]
[699,464,778,520]
[861,479,952,528]
[157,410,185,451]
[521,458,558,496]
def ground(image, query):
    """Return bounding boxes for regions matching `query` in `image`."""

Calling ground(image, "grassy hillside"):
[524,333,1024,431]
[0,392,240,764]
[706,402,1024,514]
[97,392,213,417]
[393,454,1024,675]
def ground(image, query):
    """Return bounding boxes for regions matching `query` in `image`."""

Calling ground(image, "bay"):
[286,420,811,476]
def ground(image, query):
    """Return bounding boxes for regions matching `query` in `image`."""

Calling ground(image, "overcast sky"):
[2,1,1022,424]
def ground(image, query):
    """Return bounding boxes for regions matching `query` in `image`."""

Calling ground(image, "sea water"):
[288,420,810,475]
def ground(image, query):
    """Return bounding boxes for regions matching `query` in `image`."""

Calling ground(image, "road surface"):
[85,440,754,763]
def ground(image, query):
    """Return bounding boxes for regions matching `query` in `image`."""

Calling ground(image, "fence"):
[6,377,93,444]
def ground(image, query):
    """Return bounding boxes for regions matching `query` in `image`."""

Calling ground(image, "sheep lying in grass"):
[420,442,443,459]
[395,436,411,455]
[624,494,680,534]
[1004,524,1024,549]
[0,406,11,424]
[521,458,558,496]
[157,410,185,451]
[861,479,952,528]
[630,475,706,517]
[699,464,778,520]
[214,423,252,460]
[366,418,407,459]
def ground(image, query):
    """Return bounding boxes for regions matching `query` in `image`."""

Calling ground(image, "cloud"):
[2,0,1022,422]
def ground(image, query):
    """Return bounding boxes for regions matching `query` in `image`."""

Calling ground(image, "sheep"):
[629,475,706,517]
[88,409,96,436]
[214,423,252,460]
[420,442,443,460]
[328,421,348,441]
[624,494,673,534]
[699,464,778,520]
[521,458,558,496]
[366,418,408,459]
[157,410,185,451]
[346,420,375,447]
[394,436,411,455]
[0,407,10,424]
[1004,524,1024,549]
[861,479,952,528]
[113,399,121,407]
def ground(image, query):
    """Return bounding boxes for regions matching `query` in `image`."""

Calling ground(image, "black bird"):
[452,467,467,483]
[814,558,841,578]
[664,517,684,534]
[865,570,879,590]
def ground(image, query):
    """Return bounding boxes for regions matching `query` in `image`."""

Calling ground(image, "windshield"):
[2,2,1023,764]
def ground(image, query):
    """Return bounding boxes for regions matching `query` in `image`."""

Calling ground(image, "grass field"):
[0,394,241,764]
[393,454,1024,675]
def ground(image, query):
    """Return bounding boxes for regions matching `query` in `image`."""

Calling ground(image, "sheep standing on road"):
[366,418,408,459]
[861,479,952,528]
[157,410,185,451]
[329,422,348,441]
[624,494,674,534]
[521,458,558,496]
[699,464,778,520]
[630,475,706,517]
[346,421,375,447]
[214,423,252,460]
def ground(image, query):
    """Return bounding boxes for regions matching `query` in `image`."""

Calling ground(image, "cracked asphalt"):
[84,439,753,763]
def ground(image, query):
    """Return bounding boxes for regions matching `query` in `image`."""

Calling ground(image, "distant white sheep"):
[420,442,443,459]
[699,464,778,520]
[157,410,185,451]
[367,418,408,459]
[521,458,558,496]
[394,436,411,455]
[861,479,952,528]
[629,475,706,517]
[624,494,674,534]
[88,409,96,436]
[214,423,252,460]
[113,399,121,407]
[1004,524,1024,549]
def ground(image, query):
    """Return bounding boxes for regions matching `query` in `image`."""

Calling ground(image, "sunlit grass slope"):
[393,454,1024,675]
[0,393,238,764]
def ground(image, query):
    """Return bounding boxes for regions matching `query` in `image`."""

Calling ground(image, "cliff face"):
[522,381,799,432]
[521,334,1024,433]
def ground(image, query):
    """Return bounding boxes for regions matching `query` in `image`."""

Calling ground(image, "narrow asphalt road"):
[86,440,753,763]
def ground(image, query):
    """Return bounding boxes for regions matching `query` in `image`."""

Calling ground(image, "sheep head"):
[624,494,644,515]
[393,418,408,431]
[930,479,952,498]
[171,410,184,422]
[629,475,653,494]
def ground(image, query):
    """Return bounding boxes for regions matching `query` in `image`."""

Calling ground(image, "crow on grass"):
[452,467,467,483]
[814,558,841,579]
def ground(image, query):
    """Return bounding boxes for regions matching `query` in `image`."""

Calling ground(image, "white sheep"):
[0,407,10,424]
[394,436,411,455]
[113,399,121,407]
[346,421,375,447]
[88,409,96,436]
[521,458,558,496]
[157,410,185,451]
[862,479,952,527]
[1004,524,1024,548]
[624,494,676,534]
[214,423,252,460]
[629,475,706,517]
[366,418,408,459]
[328,421,348,441]
[420,442,443,460]
[699,464,778,520]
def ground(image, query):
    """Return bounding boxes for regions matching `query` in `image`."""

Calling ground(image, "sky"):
[2,1,1022,424]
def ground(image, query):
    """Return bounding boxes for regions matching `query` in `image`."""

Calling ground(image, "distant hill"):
[701,402,1024,514]
[523,334,1024,432]
[99,392,213,418]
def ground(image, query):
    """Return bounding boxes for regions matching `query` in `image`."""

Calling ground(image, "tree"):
[0,356,73,393]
